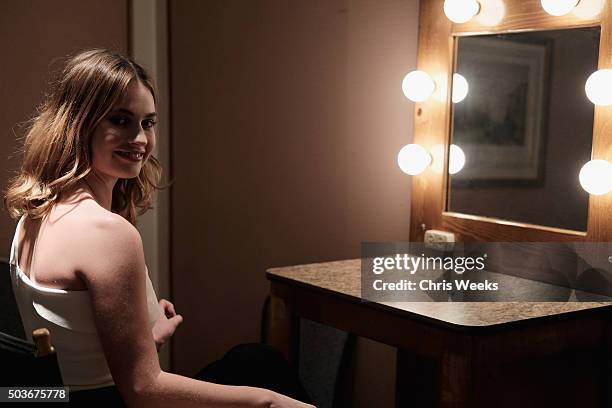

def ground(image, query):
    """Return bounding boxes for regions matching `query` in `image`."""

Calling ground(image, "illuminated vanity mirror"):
[448,27,600,232]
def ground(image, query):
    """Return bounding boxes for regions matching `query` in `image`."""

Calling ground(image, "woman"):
[5,49,314,408]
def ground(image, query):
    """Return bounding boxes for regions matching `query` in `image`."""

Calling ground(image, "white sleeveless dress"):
[9,216,160,391]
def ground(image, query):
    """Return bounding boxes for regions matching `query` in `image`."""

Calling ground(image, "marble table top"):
[267,259,612,329]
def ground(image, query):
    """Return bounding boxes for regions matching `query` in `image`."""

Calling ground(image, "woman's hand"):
[152,299,183,351]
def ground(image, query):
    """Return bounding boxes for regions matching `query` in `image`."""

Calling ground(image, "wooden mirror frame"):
[410,0,612,243]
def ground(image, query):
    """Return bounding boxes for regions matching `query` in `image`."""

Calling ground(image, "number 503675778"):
[6,388,66,400]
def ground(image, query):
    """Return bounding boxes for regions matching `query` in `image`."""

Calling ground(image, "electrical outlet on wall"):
[424,230,455,252]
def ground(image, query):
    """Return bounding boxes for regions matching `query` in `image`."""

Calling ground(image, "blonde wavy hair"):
[4,49,162,225]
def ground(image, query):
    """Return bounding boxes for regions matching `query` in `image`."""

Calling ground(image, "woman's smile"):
[114,150,145,162]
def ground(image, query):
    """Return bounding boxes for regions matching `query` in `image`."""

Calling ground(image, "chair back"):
[0,259,25,339]
[0,328,63,387]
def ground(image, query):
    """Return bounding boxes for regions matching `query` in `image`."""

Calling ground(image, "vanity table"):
[267,0,612,406]
[267,259,612,407]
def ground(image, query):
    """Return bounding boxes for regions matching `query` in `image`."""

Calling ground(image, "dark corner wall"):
[170,1,419,406]
[0,0,129,255]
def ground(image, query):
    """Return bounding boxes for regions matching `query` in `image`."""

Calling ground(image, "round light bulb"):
[579,160,612,195]
[449,144,466,174]
[541,0,579,16]
[397,144,432,175]
[476,0,506,25]
[402,71,436,102]
[452,73,469,103]
[573,0,604,19]
[443,0,481,23]
[585,69,612,106]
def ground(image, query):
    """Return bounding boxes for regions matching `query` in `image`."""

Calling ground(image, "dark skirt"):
[67,343,311,406]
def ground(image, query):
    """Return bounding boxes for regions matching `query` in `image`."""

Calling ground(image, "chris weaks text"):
[372,279,499,291]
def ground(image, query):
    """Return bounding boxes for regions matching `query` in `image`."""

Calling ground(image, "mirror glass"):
[448,27,600,231]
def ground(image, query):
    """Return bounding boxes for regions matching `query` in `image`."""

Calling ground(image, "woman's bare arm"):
[77,214,311,408]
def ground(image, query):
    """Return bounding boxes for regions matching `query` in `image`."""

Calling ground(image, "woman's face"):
[90,80,157,181]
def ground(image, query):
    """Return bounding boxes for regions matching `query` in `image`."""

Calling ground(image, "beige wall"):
[0,0,129,254]
[170,0,419,406]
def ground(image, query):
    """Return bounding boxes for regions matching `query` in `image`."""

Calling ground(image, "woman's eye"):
[143,119,157,129]
[109,116,128,126]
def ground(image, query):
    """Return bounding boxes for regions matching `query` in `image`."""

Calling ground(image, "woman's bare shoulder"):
[54,201,138,240]
[57,203,144,283]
